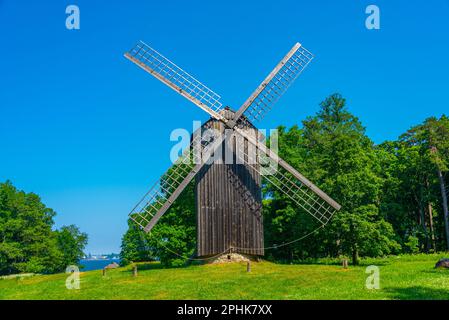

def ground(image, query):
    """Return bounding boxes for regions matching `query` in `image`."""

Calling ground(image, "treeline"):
[0,182,88,275]
[264,94,449,265]
[120,93,449,266]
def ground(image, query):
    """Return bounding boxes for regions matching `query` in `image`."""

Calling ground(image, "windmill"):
[124,41,341,259]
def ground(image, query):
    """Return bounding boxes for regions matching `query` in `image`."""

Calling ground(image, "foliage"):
[121,182,196,267]
[120,220,155,265]
[400,115,449,250]
[404,236,420,254]
[377,115,449,252]
[0,181,88,275]
[120,93,449,266]
[264,94,400,264]
[56,225,88,268]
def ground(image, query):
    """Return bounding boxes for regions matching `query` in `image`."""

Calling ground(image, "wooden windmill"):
[124,41,341,259]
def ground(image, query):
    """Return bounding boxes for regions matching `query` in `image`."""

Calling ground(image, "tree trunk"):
[415,192,429,252]
[427,203,436,251]
[349,222,359,265]
[351,248,359,265]
[419,205,429,252]
[437,169,449,251]
[425,177,436,251]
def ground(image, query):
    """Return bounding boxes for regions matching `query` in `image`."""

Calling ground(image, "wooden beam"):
[228,43,302,127]
[143,133,228,233]
[234,127,342,211]
[124,53,226,123]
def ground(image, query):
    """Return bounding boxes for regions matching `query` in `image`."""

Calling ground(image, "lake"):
[79,259,121,271]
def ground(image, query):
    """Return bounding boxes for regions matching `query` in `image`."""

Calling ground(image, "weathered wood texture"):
[195,109,264,257]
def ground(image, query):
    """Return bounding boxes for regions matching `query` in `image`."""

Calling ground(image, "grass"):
[0,253,448,300]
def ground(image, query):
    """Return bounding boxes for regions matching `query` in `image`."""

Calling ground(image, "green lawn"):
[1,254,448,300]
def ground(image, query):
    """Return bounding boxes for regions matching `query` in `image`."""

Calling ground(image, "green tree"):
[119,95,449,264]
[305,94,401,264]
[262,125,325,262]
[264,94,400,264]
[120,182,196,267]
[120,220,155,265]
[401,115,449,250]
[377,140,438,252]
[56,225,88,268]
[0,181,88,275]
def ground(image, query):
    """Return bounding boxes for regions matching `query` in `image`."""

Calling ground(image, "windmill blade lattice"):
[124,40,341,253]
[240,44,314,124]
[129,129,225,232]
[125,41,225,121]
[234,130,339,226]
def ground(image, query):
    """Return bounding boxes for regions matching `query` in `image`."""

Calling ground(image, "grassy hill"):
[0,254,448,300]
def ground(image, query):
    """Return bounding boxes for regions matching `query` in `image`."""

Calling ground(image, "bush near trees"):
[0,182,88,275]
[121,93,449,266]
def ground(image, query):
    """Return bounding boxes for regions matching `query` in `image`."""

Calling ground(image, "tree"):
[120,220,155,265]
[401,115,449,250]
[304,94,400,264]
[264,94,400,264]
[0,181,88,275]
[377,139,439,252]
[56,225,88,268]
[262,125,327,262]
[119,95,448,265]
[120,182,196,267]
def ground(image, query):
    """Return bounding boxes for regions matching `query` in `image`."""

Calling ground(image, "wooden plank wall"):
[196,110,264,257]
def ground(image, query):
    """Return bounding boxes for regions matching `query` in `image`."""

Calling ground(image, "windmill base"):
[207,253,261,264]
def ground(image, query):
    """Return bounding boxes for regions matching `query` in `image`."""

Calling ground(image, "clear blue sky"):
[1,1,448,254]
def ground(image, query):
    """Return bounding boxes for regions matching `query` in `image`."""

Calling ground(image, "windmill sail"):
[125,41,225,122]
[232,43,314,126]
[125,40,341,248]
[129,129,226,232]
[234,127,340,225]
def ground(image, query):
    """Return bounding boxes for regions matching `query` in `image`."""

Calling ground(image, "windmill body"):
[196,108,263,257]
[124,41,341,259]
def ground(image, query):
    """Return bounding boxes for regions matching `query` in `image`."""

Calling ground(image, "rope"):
[137,226,231,262]
[232,224,325,251]
[157,242,232,262]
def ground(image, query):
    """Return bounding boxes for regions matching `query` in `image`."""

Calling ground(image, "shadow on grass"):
[385,286,449,300]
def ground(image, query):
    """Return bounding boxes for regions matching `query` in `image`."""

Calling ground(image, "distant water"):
[79,259,120,271]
